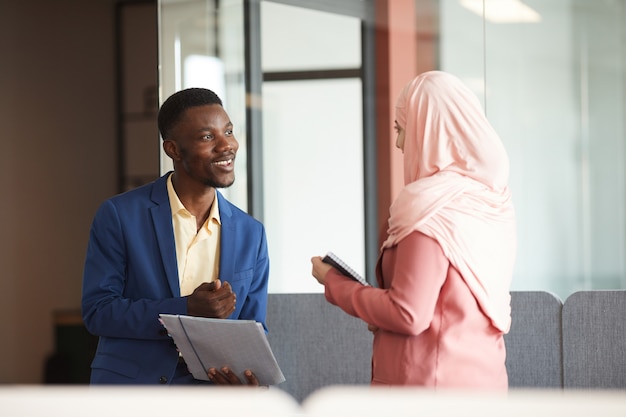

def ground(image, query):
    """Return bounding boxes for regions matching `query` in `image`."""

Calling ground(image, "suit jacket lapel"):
[217,191,235,283]
[150,173,180,296]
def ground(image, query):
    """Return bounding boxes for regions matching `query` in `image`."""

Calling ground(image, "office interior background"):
[1,0,625,384]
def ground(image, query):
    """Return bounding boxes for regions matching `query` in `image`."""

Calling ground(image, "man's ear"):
[162,140,179,161]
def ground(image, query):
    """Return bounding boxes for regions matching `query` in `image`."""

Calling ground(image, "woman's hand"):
[311,256,333,286]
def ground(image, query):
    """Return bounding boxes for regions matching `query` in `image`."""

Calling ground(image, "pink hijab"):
[383,71,516,332]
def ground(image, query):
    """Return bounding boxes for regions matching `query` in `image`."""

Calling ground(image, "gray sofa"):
[266,290,626,403]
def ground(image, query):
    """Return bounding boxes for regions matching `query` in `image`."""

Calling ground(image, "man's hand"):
[187,280,236,318]
[207,367,260,386]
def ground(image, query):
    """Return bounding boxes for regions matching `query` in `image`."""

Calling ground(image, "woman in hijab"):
[311,70,516,389]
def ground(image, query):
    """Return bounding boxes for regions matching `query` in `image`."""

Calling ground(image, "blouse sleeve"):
[324,231,449,336]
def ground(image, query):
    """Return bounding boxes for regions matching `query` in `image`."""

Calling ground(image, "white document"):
[159,314,285,385]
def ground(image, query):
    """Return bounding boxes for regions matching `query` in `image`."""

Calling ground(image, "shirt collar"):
[167,173,221,226]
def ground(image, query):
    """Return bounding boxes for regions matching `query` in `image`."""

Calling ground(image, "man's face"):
[167,104,239,188]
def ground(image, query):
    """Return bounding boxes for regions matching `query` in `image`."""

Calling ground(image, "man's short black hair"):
[157,88,223,140]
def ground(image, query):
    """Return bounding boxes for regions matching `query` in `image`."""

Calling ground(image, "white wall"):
[0,0,119,383]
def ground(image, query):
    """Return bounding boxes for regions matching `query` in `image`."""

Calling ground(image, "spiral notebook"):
[322,251,369,286]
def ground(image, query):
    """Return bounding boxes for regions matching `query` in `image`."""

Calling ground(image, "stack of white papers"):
[159,314,285,385]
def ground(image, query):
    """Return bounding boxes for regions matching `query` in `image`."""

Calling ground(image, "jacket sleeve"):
[236,223,270,332]
[324,231,449,336]
[81,200,187,341]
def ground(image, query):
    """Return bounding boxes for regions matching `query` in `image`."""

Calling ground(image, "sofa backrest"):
[562,290,626,389]
[266,290,626,400]
[266,293,372,403]
[504,291,564,388]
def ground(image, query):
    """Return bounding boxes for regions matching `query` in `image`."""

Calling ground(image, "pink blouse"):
[324,231,508,390]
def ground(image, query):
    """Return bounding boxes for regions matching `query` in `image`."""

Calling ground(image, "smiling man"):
[82,88,269,385]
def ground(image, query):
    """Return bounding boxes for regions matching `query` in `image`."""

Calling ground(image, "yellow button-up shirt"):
[167,174,221,296]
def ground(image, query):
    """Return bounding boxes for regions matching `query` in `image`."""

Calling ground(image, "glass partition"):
[159,0,369,293]
[260,2,364,293]
[159,0,248,207]
[159,0,626,299]
[442,0,626,298]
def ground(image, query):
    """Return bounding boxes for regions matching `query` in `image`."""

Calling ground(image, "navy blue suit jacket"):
[81,173,269,384]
